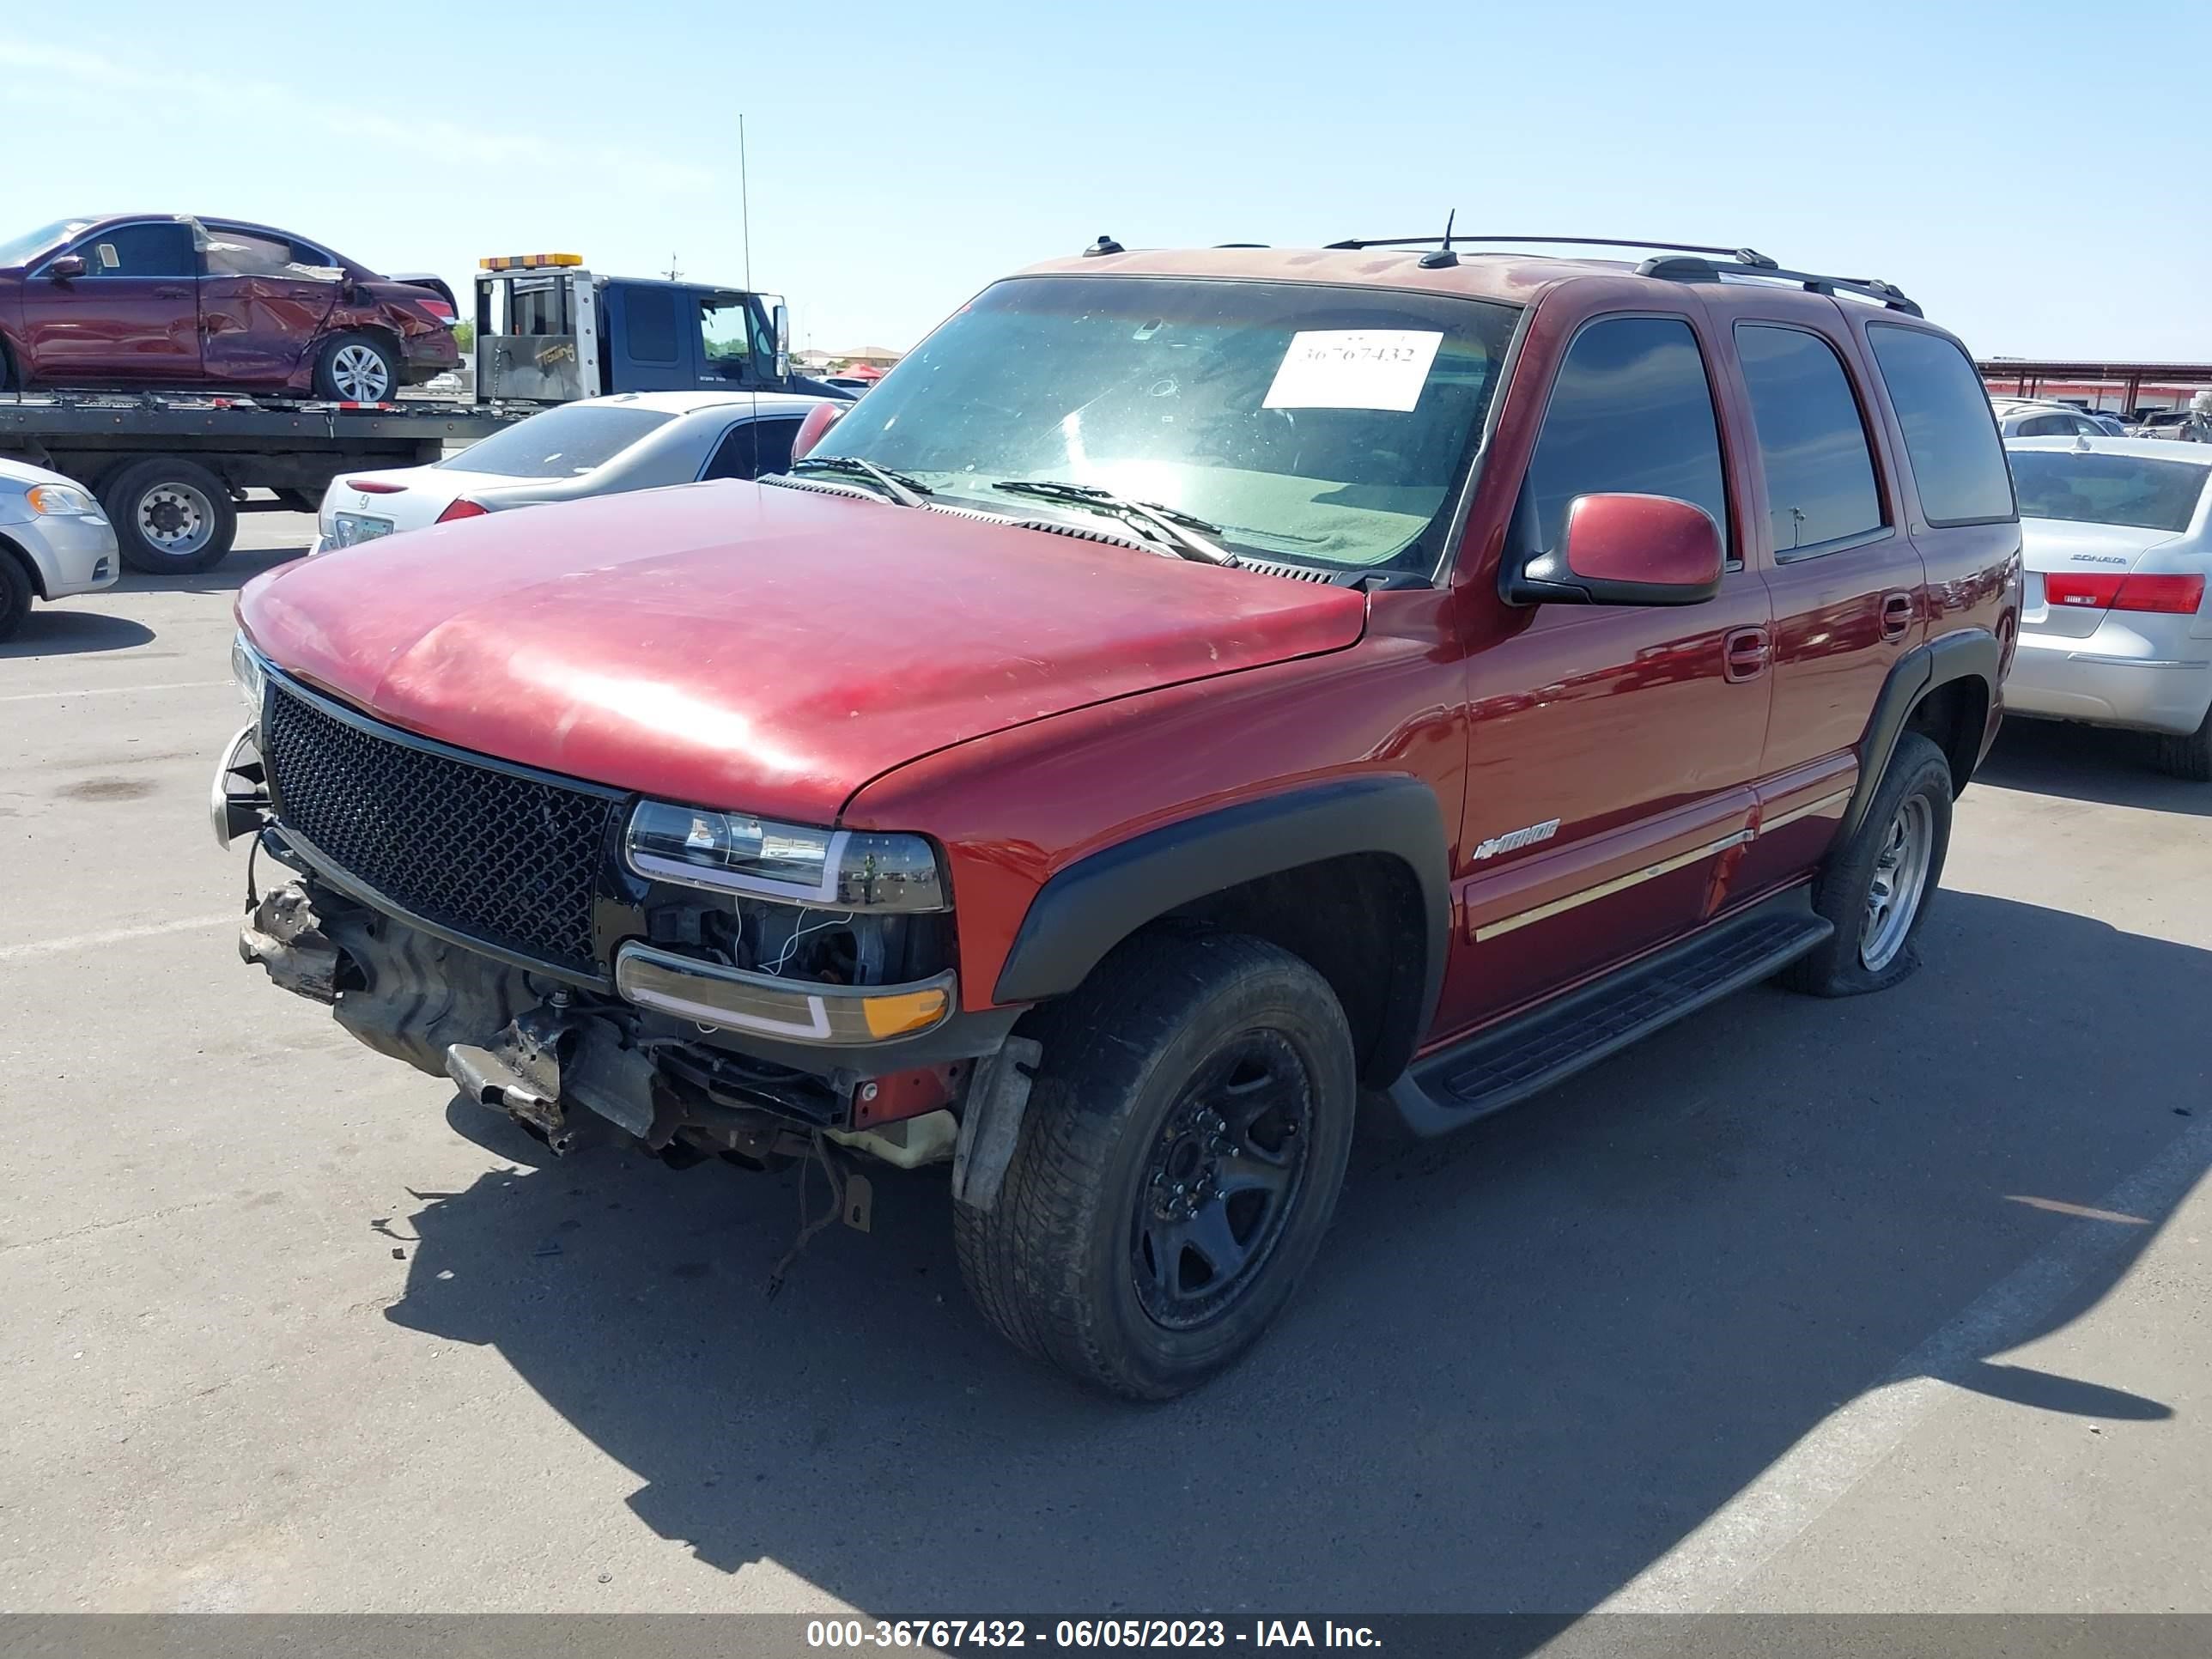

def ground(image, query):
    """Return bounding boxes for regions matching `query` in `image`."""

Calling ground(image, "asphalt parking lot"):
[2,511,2206,1619]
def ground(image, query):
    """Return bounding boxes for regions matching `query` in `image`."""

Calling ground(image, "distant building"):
[830,345,903,369]
[1978,358,2212,416]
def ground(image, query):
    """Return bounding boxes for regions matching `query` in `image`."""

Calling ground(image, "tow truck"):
[0,254,837,573]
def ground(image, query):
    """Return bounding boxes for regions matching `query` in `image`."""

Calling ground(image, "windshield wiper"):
[784,454,932,507]
[990,479,1235,565]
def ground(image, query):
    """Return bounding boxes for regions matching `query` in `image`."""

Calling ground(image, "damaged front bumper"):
[216,716,1039,1204]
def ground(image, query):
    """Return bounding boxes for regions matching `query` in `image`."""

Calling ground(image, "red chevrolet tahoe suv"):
[214,238,2022,1399]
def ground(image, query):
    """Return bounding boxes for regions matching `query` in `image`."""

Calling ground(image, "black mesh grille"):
[264,683,617,975]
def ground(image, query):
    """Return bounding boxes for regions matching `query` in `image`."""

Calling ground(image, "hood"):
[240,480,1367,823]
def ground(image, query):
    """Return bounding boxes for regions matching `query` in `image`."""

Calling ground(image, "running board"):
[1382,888,1832,1137]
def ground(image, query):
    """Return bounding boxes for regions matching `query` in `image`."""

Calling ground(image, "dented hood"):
[238,480,1368,822]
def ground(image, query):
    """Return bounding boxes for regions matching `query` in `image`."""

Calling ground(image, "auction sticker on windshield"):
[1262,329,1443,411]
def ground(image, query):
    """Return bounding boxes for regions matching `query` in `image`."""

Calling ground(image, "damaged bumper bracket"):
[446,1005,659,1156]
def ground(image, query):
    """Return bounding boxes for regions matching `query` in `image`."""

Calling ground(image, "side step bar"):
[1382,887,1832,1137]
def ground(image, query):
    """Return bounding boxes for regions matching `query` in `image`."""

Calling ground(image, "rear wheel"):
[1785,732,1954,997]
[2154,703,2212,782]
[101,458,238,574]
[955,932,1356,1400]
[313,331,398,403]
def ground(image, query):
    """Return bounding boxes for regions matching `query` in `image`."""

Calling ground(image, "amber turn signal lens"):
[861,988,950,1039]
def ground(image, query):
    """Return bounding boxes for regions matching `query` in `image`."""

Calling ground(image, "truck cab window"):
[700,298,752,381]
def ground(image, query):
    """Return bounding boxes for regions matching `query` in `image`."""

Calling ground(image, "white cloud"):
[0,36,715,196]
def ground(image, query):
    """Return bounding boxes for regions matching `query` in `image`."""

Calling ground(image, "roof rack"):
[1323,234,1782,267]
[1319,233,1923,319]
[1633,254,1923,317]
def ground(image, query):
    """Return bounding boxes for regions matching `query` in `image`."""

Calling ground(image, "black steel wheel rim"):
[1130,1029,1313,1331]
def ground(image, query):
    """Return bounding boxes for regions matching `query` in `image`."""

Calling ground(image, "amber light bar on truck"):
[478,253,584,270]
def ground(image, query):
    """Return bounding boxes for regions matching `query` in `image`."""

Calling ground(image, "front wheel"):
[1785,732,1954,996]
[955,932,1357,1401]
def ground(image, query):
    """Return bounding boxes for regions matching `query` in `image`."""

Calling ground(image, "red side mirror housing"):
[791,400,848,464]
[46,253,87,281]
[1504,492,1723,607]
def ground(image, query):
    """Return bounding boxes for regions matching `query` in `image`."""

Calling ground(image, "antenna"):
[664,253,682,282]
[739,112,754,292]
[1418,210,1458,269]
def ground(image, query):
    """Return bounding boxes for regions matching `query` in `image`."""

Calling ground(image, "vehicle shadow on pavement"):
[381,890,2206,1618]
[0,609,155,658]
[1978,719,2212,818]
[125,540,308,598]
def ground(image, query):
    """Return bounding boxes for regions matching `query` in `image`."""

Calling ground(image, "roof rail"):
[1635,254,1923,318]
[1323,234,1780,268]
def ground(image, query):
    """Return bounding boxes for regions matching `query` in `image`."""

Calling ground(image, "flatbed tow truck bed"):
[0,387,527,571]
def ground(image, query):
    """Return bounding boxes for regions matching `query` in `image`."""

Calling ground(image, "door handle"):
[1881,591,1914,641]
[152,285,191,299]
[1723,626,1771,684]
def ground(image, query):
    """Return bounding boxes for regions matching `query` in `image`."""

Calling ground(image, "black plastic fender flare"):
[1844,628,2001,843]
[991,775,1453,1051]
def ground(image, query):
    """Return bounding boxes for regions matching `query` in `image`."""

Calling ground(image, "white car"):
[311,390,833,554]
[2005,436,2212,779]
[0,455,119,642]
[1990,398,2120,440]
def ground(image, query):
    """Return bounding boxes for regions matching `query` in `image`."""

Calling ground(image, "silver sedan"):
[0,455,120,642]
[2005,436,2212,779]
[311,390,834,554]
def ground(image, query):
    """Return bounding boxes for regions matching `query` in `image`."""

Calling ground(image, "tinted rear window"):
[1867,325,2014,525]
[1735,324,1885,554]
[2009,450,2209,534]
[443,405,674,478]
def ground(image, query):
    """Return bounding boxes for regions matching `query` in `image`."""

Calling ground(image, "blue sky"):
[4,1,2203,361]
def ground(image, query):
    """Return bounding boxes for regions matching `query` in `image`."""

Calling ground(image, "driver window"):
[1516,315,1732,561]
[74,222,196,278]
[700,298,751,381]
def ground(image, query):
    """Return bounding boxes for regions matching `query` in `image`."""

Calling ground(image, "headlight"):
[230,630,266,714]
[26,483,100,519]
[626,799,946,912]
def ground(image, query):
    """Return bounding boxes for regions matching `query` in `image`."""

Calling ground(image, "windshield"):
[0,219,89,268]
[2010,449,2209,533]
[441,404,675,479]
[806,276,1520,572]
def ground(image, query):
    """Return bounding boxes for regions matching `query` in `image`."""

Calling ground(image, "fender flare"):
[991,775,1453,1037]
[1844,628,2000,843]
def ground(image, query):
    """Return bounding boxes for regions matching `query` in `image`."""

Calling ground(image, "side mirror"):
[1504,492,1723,606]
[46,254,86,281]
[773,302,791,382]
[790,399,848,463]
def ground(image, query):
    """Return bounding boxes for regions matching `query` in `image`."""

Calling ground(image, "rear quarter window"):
[1867,325,2015,526]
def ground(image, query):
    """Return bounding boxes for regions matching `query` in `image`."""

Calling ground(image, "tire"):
[313,331,399,403]
[1784,732,1954,997]
[0,343,15,393]
[0,549,33,642]
[2153,704,2212,782]
[955,931,1357,1401]
[100,458,238,574]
